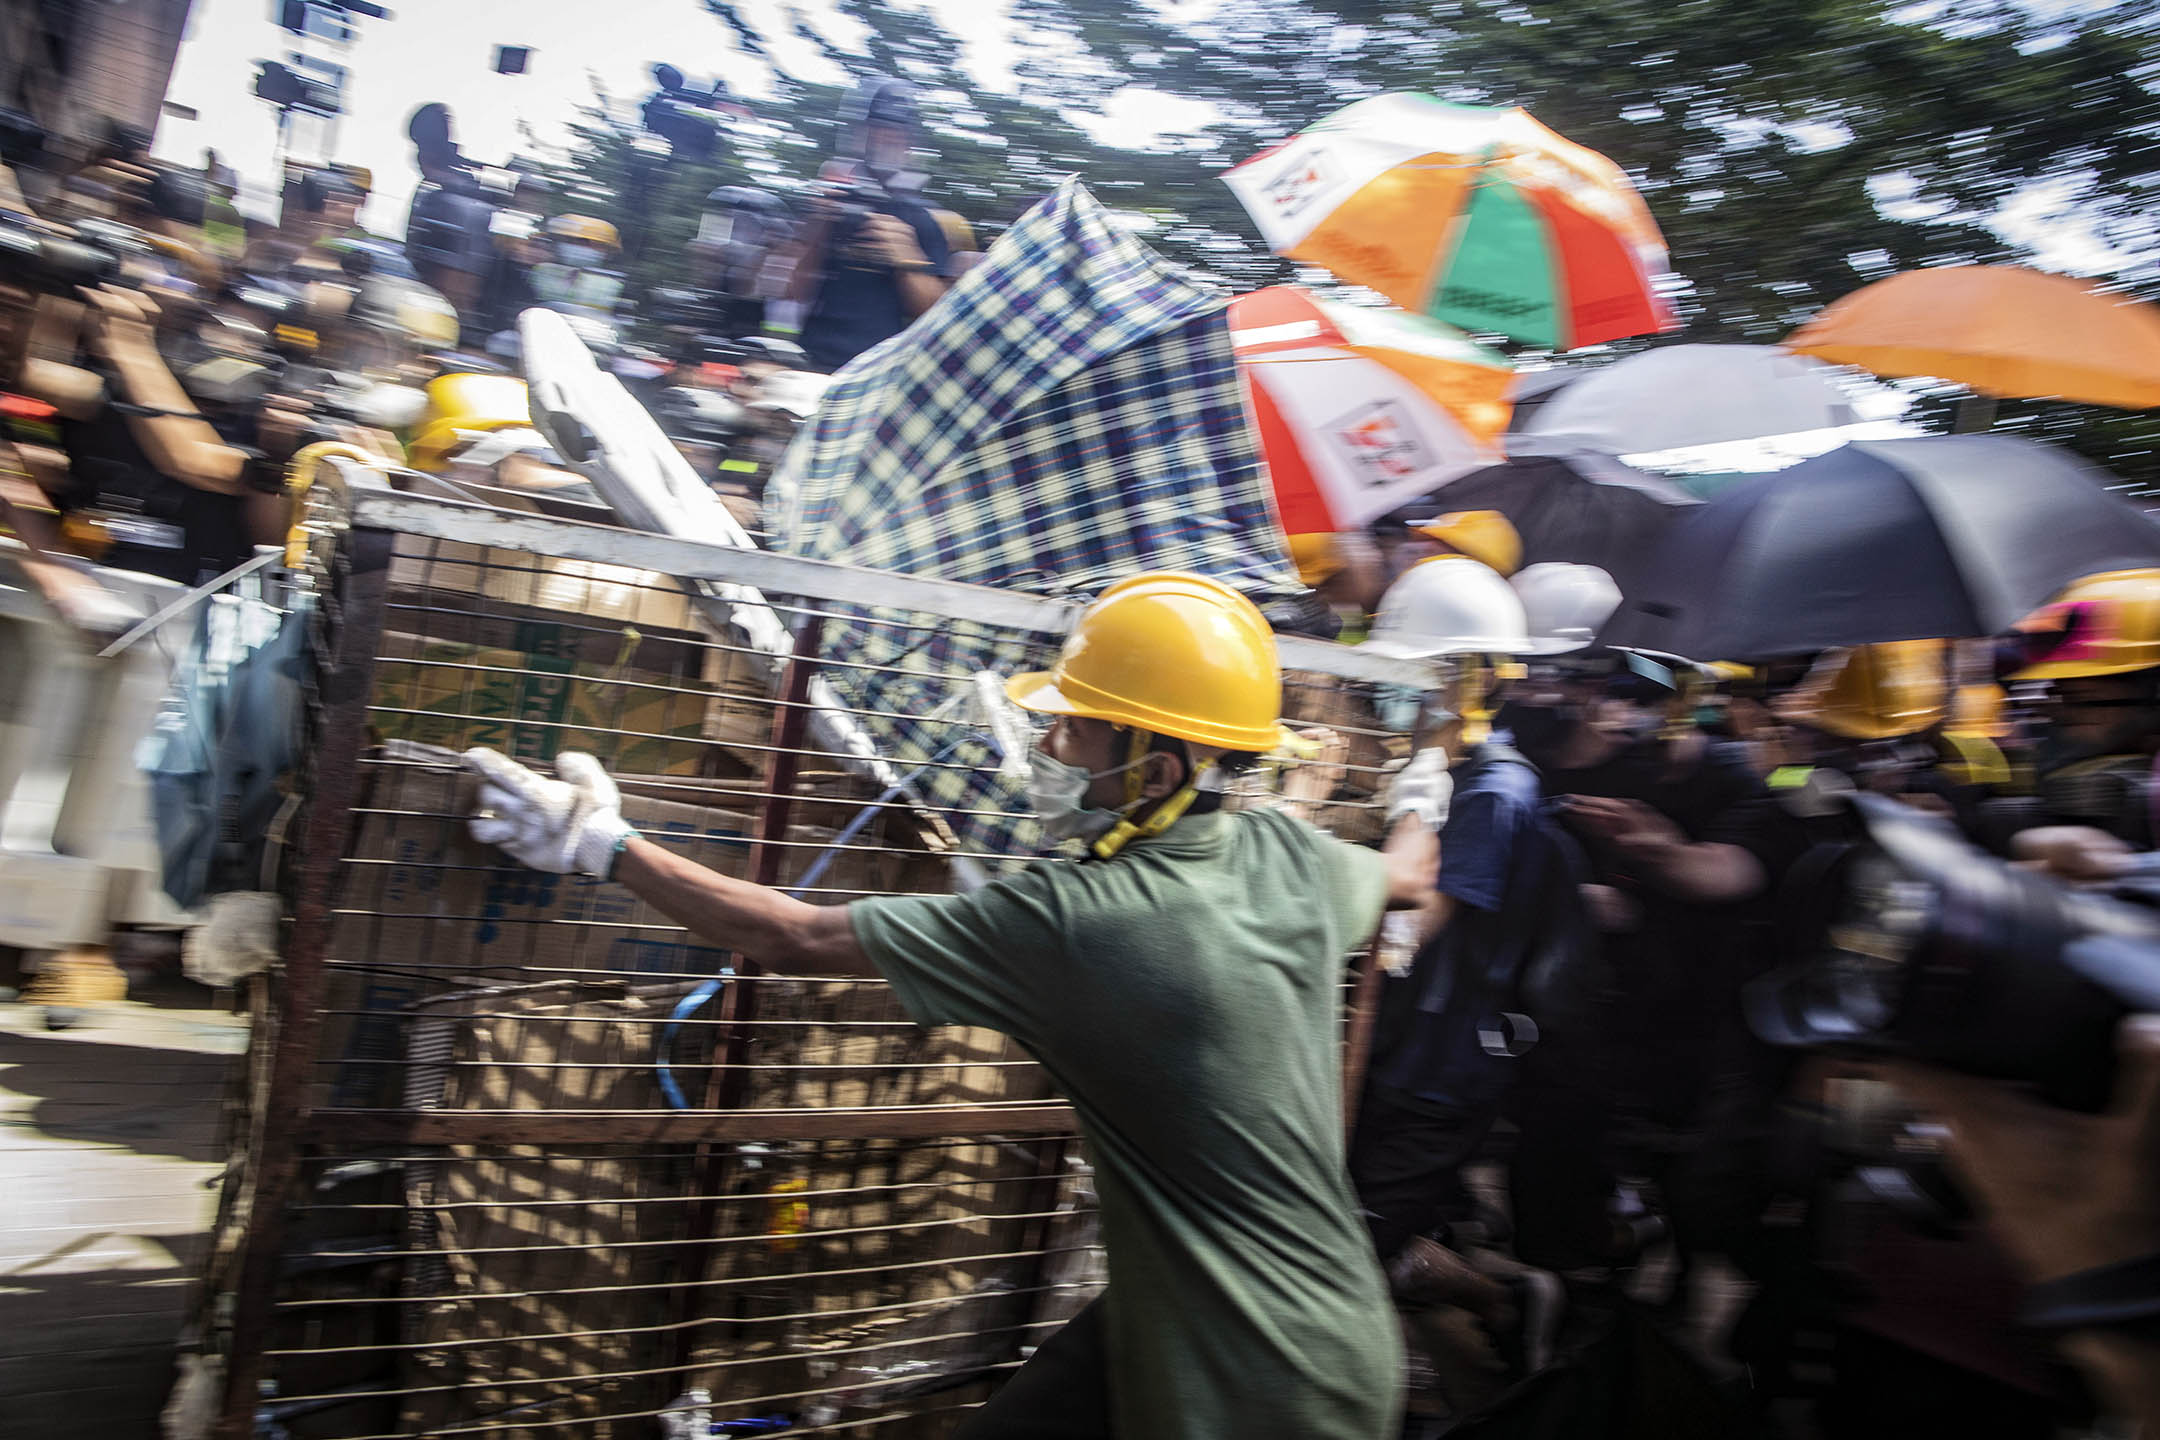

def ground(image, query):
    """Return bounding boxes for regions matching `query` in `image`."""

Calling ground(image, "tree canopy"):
[524,0,2160,487]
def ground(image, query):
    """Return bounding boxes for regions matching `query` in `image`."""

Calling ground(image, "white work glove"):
[1384,746,1454,830]
[462,747,635,878]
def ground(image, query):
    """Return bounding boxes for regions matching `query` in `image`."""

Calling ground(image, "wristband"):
[603,830,634,882]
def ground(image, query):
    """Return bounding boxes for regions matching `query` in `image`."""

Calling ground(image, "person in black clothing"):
[1497,651,1797,1280]
[784,78,952,372]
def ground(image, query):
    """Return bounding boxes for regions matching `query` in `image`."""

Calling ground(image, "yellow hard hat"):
[1945,683,2010,741]
[2010,569,2160,681]
[409,372,534,472]
[1006,572,1286,751]
[1418,510,1521,578]
[545,214,621,252]
[1774,640,1949,740]
[1286,532,1344,588]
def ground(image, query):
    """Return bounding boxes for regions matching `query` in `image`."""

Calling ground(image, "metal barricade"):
[193,464,1437,1439]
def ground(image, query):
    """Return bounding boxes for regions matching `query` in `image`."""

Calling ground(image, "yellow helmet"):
[1418,509,1521,578]
[2010,569,2160,681]
[545,214,621,252]
[1006,572,1285,752]
[1286,532,1344,588]
[408,373,535,471]
[1946,683,2010,741]
[1774,640,1949,740]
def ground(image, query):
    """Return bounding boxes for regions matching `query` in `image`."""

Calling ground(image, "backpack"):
[1372,744,1606,1103]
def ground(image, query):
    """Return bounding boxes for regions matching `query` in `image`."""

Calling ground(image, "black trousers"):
[956,1297,1114,1439]
[1347,1080,1500,1262]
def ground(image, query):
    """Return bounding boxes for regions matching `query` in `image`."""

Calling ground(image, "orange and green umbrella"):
[1223,93,1677,350]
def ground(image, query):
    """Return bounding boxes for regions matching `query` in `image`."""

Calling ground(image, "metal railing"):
[197,462,1436,1438]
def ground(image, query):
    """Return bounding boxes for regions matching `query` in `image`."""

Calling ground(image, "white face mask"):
[1025,748,1146,844]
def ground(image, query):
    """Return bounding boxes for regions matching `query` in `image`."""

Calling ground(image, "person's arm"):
[614,834,874,978]
[462,746,876,978]
[858,210,950,316]
[1882,1016,2160,1431]
[782,208,834,305]
[1561,795,1765,903]
[1383,813,1440,911]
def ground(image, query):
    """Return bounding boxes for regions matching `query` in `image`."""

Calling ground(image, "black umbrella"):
[1405,436,1699,582]
[1597,435,2160,659]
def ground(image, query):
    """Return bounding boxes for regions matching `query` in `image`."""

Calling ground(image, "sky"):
[151,0,2133,278]
[150,0,1205,234]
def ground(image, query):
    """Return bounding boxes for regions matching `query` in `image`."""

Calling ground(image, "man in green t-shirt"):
[462,572,1436,1438]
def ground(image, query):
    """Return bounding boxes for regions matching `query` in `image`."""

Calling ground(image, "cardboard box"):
[370,631,715,777]
[317,741,954,1108]
[396,980,679,1437]
[387,530,697,632]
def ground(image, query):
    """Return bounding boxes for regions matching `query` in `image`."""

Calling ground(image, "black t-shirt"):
[1543,737,1797,1121]
[799,191,951,373]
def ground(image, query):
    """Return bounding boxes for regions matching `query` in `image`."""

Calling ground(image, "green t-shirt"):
[849,807,1402,1440]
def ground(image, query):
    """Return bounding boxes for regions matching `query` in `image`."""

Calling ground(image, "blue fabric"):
[769,178,1298,862]
[1372,745,1553,1108]
[141,590,311,910]
[1435,758,1541,913]
[800,192,953,373]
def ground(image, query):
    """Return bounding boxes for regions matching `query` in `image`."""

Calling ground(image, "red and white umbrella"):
[1231,287,1513,533]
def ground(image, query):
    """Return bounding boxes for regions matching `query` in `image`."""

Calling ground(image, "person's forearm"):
[1383,814,1440,911]
[614,835,873,977]
[896,268,949,317]
[1633,840,1764,903]
[783,222,832,305]
[2065,1333,2160,1430]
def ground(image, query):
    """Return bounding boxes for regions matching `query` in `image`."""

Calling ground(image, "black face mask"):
[1495,699,1576,762]
[2038,698,2160,777]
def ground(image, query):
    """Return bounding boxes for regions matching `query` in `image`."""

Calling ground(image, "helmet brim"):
[1360,634,1581,660]
[1003,671,1296,753]
[1004,670,1073,717]
[2009,656,2160,682]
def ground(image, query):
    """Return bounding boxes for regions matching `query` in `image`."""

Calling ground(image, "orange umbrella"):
[1786,265,2160,409]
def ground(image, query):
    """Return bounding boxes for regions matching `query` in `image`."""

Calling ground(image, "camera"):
[641,65,731,163]
[0,216,123,295]
[1747,792,2160,1109]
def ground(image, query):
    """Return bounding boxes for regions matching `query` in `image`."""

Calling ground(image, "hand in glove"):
[1385,746,1454,830]
[462,747,635,878]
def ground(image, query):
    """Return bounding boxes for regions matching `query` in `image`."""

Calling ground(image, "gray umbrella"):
[1598,435,2160,659]
[1526,343,1858,455]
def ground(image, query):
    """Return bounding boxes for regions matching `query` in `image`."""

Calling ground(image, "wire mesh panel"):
[204,472,1436,1439]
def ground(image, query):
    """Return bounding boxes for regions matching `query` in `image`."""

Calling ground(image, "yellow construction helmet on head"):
[1774,640,1950,740]
[1946,683,2010,741]
[2010,569,2160,681]
[1286,532,1344,588]
[545,214,621,252]
[1006,572,1286,752]
[1418,509,1521,578]
[408,372,536,472]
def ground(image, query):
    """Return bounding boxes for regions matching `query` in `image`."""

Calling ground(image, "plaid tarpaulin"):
[768,178,1300,859]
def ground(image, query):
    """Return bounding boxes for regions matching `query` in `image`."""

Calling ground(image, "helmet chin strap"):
[1090,729,1214,861]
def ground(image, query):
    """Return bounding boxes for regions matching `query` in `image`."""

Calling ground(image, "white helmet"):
[1363,556,1562,659]
[1512,563,1621,653]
